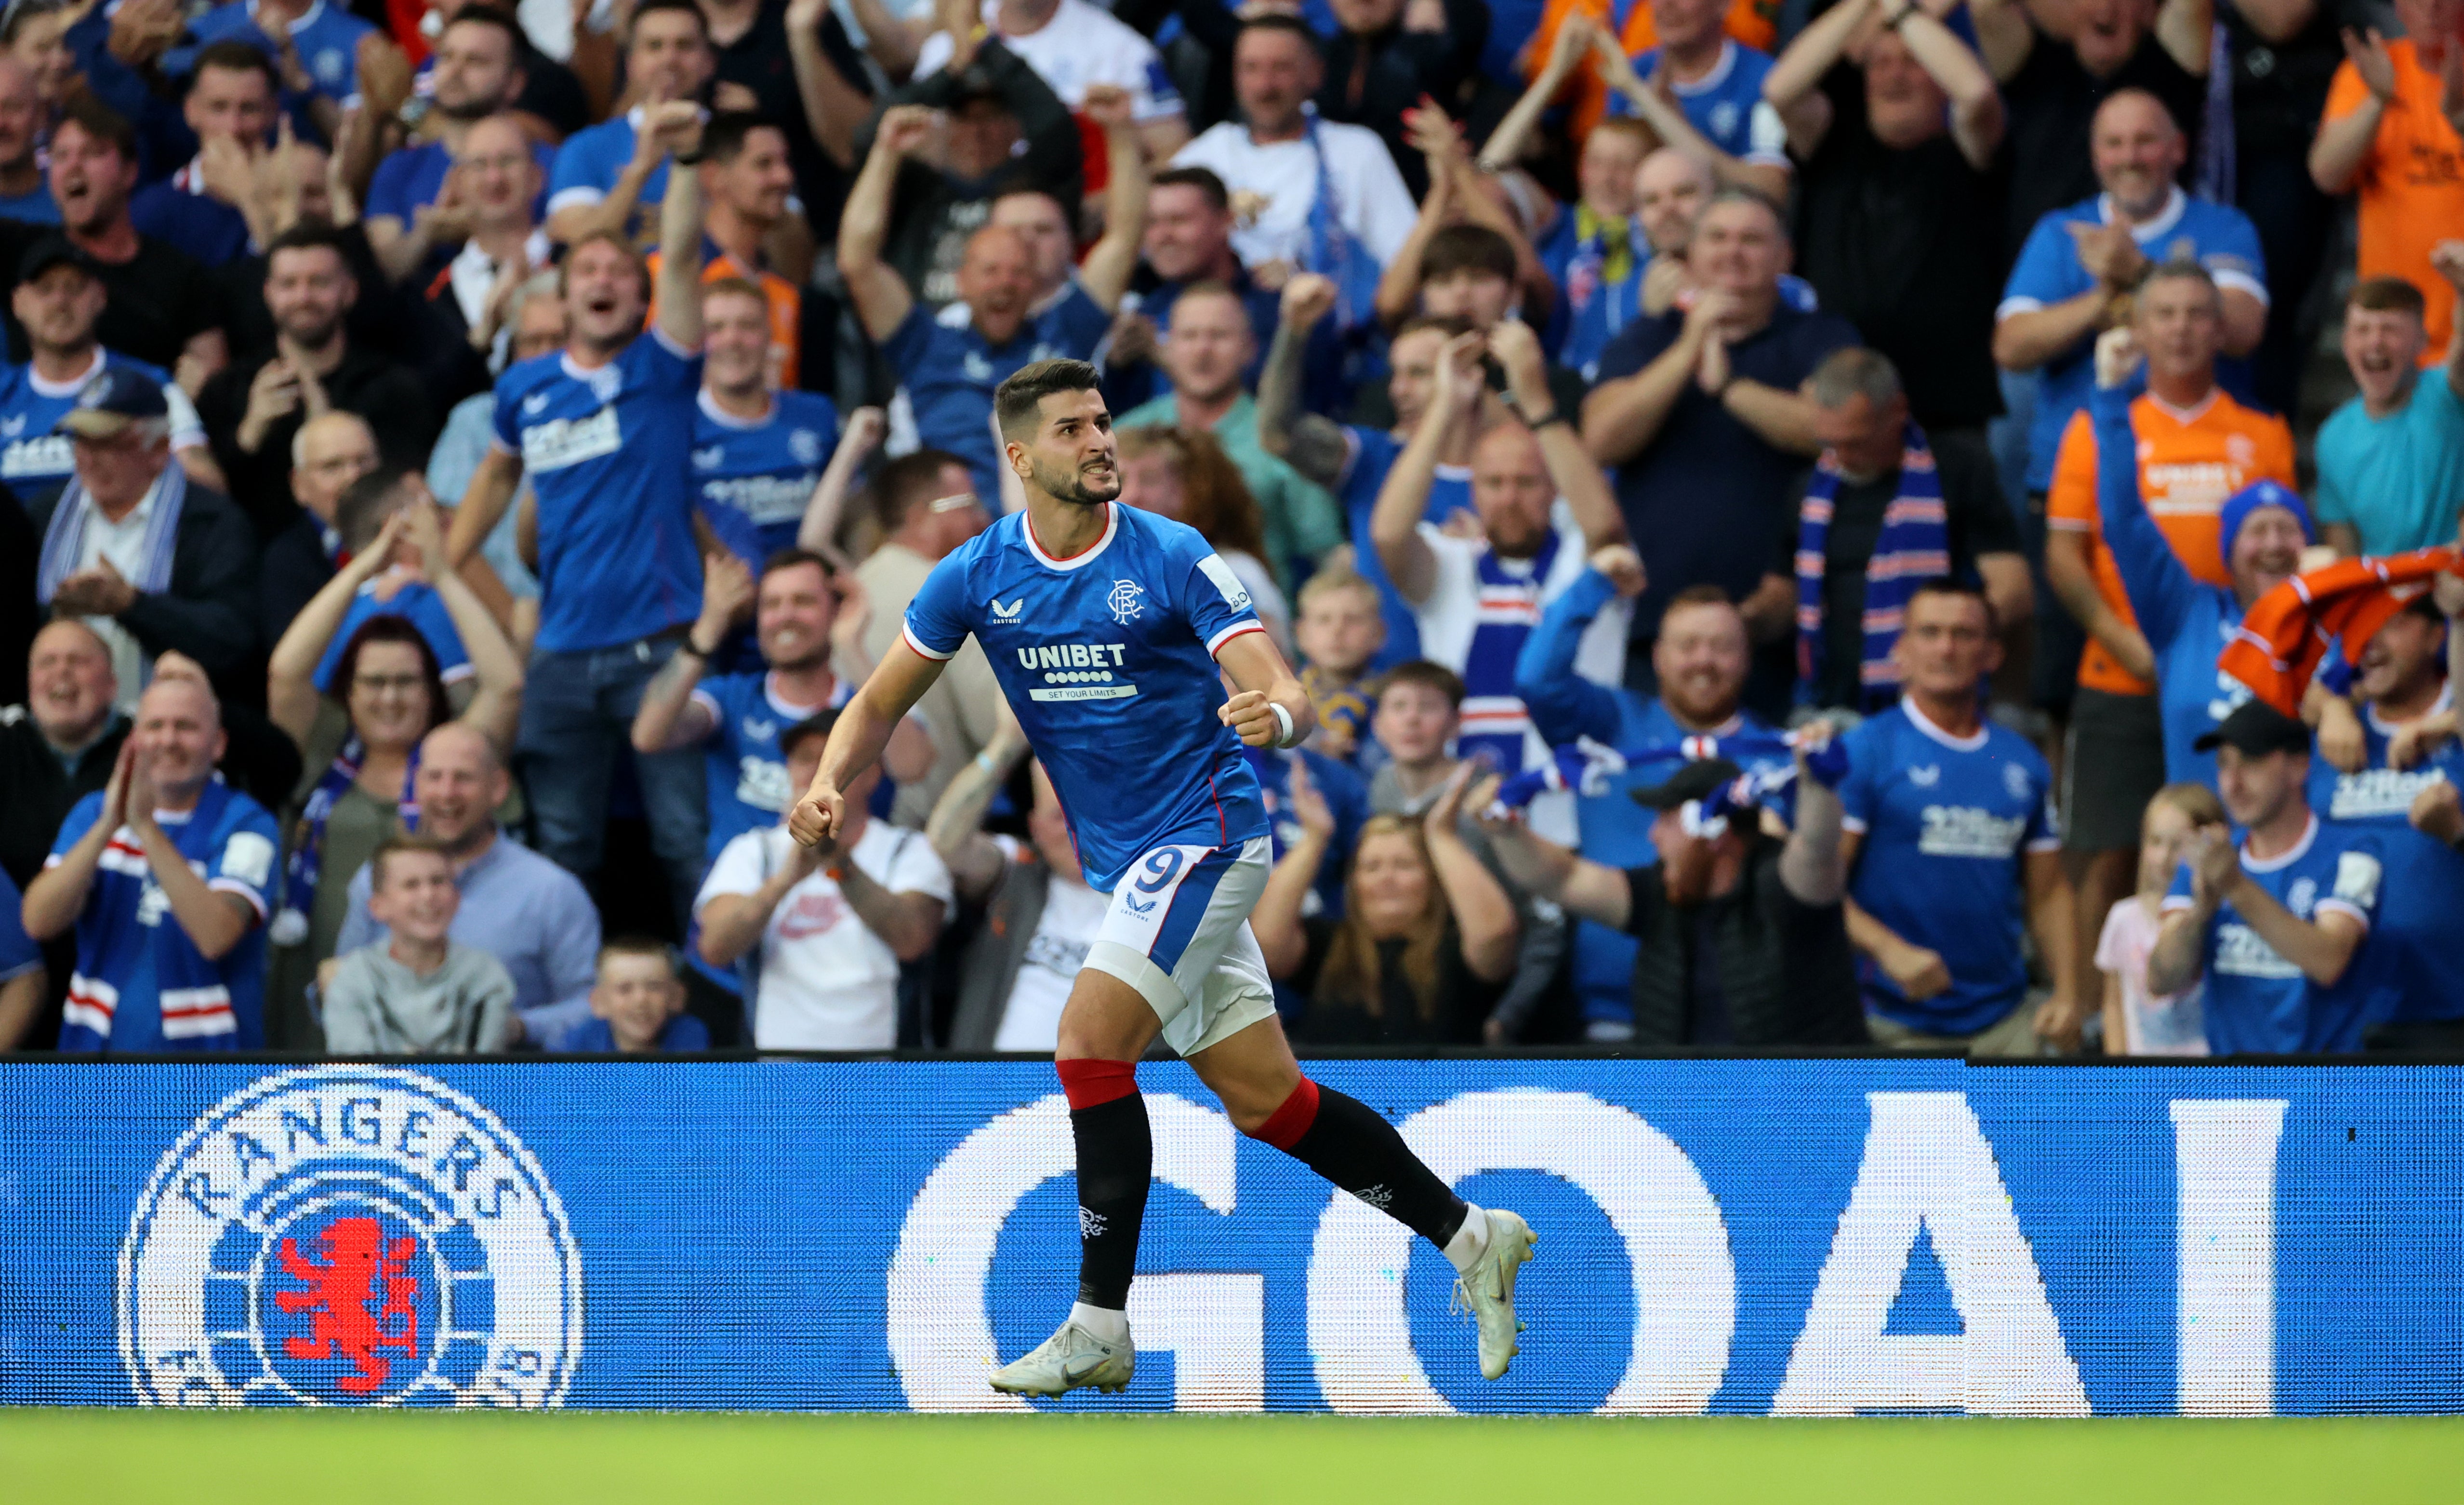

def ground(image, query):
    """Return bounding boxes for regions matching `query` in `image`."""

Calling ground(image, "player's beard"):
[1029,454,1121,508]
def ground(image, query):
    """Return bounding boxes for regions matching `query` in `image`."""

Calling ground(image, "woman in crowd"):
[1114,424,1295,657]
[1254,758,1519,1045]
[261,479,524,1048]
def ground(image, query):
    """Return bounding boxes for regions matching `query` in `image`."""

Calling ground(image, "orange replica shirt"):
[2045,390,2297,696]
[2324,40,2464,358]
[645,249,803,391]
[1524,0,1780,143]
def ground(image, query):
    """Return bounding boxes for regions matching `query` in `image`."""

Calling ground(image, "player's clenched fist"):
[1219,690,1281,748]
[789,783,845,847]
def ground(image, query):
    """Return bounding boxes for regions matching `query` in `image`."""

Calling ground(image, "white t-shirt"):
[1410,499,1625,845]
[696,819,955,1050]
[2095,896,2208,1056]
[912,0,1184,122]
[1172,115,1418,271]
[990,839,1108,1053]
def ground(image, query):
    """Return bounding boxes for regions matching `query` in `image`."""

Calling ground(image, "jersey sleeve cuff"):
[2315,898,2370,931]
[687,686,721,722]
[1995,295,2046,320]
[1839,815,1868,835]
[2027,836,2064,853]
[1207,620,1266,657]
[208,877,270,923]
[546,186,605,216]
[2160,894,2195,912]
[901,622,955,661]
[2212,268,2270,305]
[650,322,701,359]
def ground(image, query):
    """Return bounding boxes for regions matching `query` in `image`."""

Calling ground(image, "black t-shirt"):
[714,0,873,243]
[0,225,225,369]
[1792,67,2009,428]
[1999,30,2206,260]
[1619,845,1864,1046]
[2219,0,2347,159]
[1777,428,2020,711]
[1288,917,1499,1046]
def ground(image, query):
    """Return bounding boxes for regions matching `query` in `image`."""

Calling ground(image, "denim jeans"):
[517,634,709,931]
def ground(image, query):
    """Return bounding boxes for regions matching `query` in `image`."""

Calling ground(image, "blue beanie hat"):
[2217,479,2314,572]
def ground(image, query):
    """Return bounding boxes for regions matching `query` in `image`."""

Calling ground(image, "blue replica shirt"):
[2089,384,2252,785]
[1250,743,1368,919]
[308,579,472,695]
[1544,223,1820,383]
[902,502,1271,891]
[0,350,194,502]
[691,389,840,570]
[1336,425,1474,673]
[175,0,374,115]
[368,138,556,226]
[129,175,252,266]
[560,1012,711,1052]
[2305,701,2464,1023]
[689,669,853,861]
[2000,189,2269,491]
[49,782,280,1052]
[1106,273,1285,413]
[492,330,705,654]
[1840,698,2060,1035]
[0,183,60,224]
[2164,815,2392,1053]
[1517,567,1786,1027]
[0,866,40,986]
[883,290,1112,499]
[2312,373,2464,555]
[1607,41,1791,169]
[547,107,668,246]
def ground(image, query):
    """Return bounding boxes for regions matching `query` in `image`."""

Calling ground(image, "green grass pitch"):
[3,1411,2457,1505]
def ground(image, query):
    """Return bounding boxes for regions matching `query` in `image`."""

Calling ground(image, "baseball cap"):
[1629,758,1747,812]
[2192,700,2312,758]
[53,366,169,440]
[16,233,101,285]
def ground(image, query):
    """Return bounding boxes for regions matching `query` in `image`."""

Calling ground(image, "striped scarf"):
[1794,422,1948,712]
[1456,530,1562,776]
[37,463,187,607]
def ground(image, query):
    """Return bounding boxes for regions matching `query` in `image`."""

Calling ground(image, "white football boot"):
[1451,1208,1537,1380]
[988,1320,1137,1398]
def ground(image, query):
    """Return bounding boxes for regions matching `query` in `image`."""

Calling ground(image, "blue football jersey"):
[903,503,1271,892]
[368,139,556,226]
[50,782,279,1052]
[1607,41,1789,166]
[883,289,1112,499]
[309,578,472,696]
[547,109,670,248]
[1250,743,1368,918]
[2305,701,2464,1024]
[1336,425,1474,673]
[0,351,198,502]
[492,331,705,653]
[690,669,854,860]
[2164,815,2392,1053]
[691,389,841,570]
[176,0,373,109]
[1841,699,2059,1035]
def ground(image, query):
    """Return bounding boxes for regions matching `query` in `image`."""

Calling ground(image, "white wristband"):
[1269,701,1298,748]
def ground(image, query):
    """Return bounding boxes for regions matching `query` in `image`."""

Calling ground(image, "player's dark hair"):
[1152,166,1231,212]
[701,110,780,165]
[1377,659,1466,711]
[440,3,526,57]
[994,359,1102,441]
[1419,224,1515,285]
[627,0,708,44]
[190,39,280,98]
[871,449,976,534]
[759,546,835,584]
[778,709,841,761]
[54,95,137,165]
[1239,12,1322,56]
[1906,577,1999,636]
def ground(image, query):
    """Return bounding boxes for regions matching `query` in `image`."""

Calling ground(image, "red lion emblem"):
[274,1216,421,1395]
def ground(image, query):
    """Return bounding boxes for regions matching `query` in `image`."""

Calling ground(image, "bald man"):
[24,675,280,1050]
[261,411,382,647]
[333,721,603,1046]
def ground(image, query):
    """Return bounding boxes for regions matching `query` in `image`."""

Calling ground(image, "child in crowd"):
[567,940,711,1053]
[1295,568,1389,765]
[322,836,517,1054]
[2097,784,2228,1056]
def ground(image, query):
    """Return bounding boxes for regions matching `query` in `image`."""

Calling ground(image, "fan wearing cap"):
[2149,700,2398,1054]
[0,234,219,509]
[2088,325,2316,790]
[1474,738,1866,1046]
[1838,581,2082,1055]
[2313,573,2464,1041]
[28,366,257,713]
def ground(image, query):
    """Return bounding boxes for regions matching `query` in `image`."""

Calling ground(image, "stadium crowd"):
[0,0,2457,1060]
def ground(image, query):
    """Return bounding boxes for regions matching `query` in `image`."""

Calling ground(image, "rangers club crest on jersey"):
[1107,579,1145,624]
[118,1068,582,1408]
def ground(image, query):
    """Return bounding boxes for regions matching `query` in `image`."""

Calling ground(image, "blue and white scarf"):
[37,463,187,607]
[1490,731,1851,827]
[1303,111,1385,333]
[1795,422,1947,712]
[1455,530,1562,777]
[270,737,420,947]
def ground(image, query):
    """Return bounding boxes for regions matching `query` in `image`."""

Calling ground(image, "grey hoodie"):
[322,941,518,1054]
